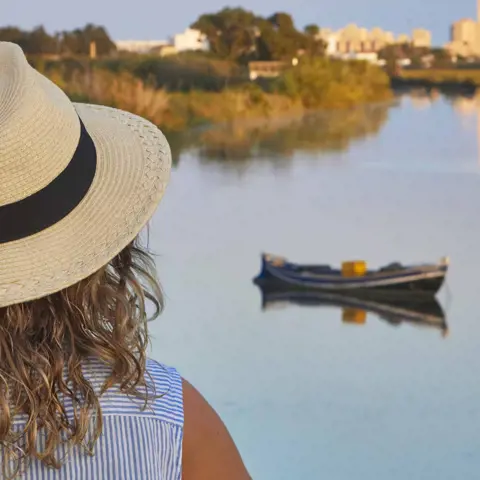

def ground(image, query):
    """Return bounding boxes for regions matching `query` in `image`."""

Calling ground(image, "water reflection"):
[154,92,480,480]
[408,90,440,110]
[256,285,448,337]
[167,103,393,164]
[449,91,480,167]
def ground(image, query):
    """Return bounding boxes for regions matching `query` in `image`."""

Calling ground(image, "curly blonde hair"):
[0,236,162,478]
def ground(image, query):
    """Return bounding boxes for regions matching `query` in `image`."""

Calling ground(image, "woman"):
[0,42,250,479]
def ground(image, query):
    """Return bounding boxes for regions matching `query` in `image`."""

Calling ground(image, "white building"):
[334,51,382,65]
[115,40,169,54]
[173,28,209,52]
[115,28,209,55]
[325,34,339,56]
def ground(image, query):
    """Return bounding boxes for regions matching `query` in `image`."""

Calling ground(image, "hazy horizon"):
[0,1,476,46]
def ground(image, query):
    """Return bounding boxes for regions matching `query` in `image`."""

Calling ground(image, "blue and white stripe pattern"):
[12,358,184,479]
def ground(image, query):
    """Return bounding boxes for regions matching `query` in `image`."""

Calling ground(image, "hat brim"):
[0,103,171,307]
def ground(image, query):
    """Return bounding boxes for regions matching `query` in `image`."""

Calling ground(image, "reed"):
[40,58,392,131]
[399,68,480,85]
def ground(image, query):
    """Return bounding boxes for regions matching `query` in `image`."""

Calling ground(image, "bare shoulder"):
[182,378,251,480]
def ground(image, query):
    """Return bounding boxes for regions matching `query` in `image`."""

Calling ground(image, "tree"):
[0,25,58,54]
[255,19,291,60]
[268,12,295,31]
[264,12,304,59]
[430,48,452,67]
[192,8,325,62]
[259,15,324,60]
[59,30,82,55]
[276,57,391,108]
[0,26,26,45]
[24,26,58,54]
[192,8,258,60]
[378,44,452,70]
[304,24,320,37]
[0,24,116,56]
[60,24,116,56]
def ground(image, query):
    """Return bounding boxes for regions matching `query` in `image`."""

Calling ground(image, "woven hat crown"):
[0,42,80,206]
[0,42,171,308]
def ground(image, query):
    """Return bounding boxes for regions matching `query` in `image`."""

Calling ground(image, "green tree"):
[256,14,324,60]
[60,24,116,56]
[192,8,258,60]
[378,44,452,70]
[276,57,391,108]
[192,8,324,62]
[263,12,304,59]
[268,12,295,30]
[59,31,82,55]
[0,25,58,54]
[0,26,26,45]
[303,25,325,57]
[304,24,320,37]
[430,48,452,67]
[24,26,58,54]
[0,24,116,56]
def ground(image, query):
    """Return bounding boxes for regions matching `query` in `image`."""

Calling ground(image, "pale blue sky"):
[0,1,471,45]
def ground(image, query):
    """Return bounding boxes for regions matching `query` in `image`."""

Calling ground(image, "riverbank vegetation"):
[29,57,303,129]
[2,11,393,131]
[29,55,391,130]
[397,68,480,86]
[389,68,480,96]
[378,43,453,71]
[376,42,480,91]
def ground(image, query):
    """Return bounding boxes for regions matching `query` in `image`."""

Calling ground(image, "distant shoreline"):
[391,69,480,95]
[31,55,393,132]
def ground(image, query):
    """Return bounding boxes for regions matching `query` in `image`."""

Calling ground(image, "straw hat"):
[0,42,171,308]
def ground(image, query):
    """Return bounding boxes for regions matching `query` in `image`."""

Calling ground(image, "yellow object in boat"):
[342,308,367,325]
[341,260,367,277]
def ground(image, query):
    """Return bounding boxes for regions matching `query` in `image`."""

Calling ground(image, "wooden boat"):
[253,253,449,295]
[256,285,448,334]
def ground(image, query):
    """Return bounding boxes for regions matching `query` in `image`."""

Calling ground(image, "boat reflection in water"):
[256,285,448,337]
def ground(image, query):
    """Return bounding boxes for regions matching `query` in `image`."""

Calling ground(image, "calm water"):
[149,94,480,480]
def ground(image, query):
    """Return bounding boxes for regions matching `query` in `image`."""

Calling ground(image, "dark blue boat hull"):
[254,273,445,295]
[254,255,448,296]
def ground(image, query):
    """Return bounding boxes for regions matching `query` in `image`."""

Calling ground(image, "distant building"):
[446,2,480,57]
[420,53,435,68]
[446,18,480,57]
[318,24,432,56]
[115,28,209,55]
[397,34,411,44]
[336,51,381,64]
[173,28,209,52]
[324,34,339,56]
[383,31,395,44]
[150,44,178,57]
[248,60,297,80]
[397,58,412,67]
[412,29,432,48]
[115,40,169,54]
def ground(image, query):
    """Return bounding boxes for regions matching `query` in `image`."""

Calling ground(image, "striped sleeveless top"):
[13,358,184,479]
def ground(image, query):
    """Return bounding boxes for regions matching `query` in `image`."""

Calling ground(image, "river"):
[149,93,480,480]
